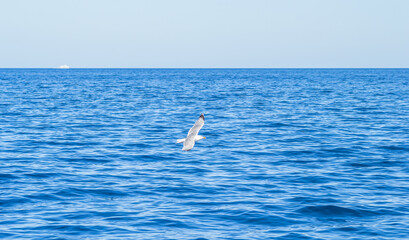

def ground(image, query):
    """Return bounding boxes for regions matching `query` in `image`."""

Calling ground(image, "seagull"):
[176,113,205,151]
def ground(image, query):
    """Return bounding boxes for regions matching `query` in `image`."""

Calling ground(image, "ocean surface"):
[1,68,409,240]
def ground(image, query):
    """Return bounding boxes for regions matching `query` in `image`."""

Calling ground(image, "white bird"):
[176,113,205,151]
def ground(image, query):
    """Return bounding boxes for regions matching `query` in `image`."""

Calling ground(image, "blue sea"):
[1,68,409,239]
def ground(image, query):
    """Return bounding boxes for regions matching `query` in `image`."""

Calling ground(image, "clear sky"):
[1,0,408,68]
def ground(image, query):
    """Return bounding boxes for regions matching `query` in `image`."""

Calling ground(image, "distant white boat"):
[58,65,70,69]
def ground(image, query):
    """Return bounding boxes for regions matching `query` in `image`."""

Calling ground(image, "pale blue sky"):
[1,0,408,68]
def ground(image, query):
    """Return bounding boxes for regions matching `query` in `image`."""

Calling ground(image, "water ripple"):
[1,68,409,239]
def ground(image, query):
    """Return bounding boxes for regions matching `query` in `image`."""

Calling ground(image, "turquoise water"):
[1,68,409,239]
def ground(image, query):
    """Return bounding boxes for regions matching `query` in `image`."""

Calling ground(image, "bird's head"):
[196,135,206,141]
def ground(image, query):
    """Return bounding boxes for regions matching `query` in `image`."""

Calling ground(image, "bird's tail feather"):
[176,138,186,143]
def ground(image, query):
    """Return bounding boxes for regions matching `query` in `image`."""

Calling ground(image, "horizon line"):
[1,67,409,69]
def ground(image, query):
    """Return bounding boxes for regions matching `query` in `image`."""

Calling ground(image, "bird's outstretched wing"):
[182,114,205,151]
[187,113,204,136]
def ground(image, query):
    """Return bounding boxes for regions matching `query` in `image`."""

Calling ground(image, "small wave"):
[228,212,300,226]
[320,147,356,154]
[276,233,320,240]
[26,193,62,201]
[137,218,195,229]
[0,232,14,238]
[379,145,409,152]
[204,209,301,226]
[280,150,316,157]
[287,196,339,204]
[79,188,129,197]
[0,173,19,181]
[0,197,33,207]
[62,157,112,163]
[297,205,379,218]
[289,175,334,184]
[54,187,128,198]
[24,172,59,179]
[29,224,130,235]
